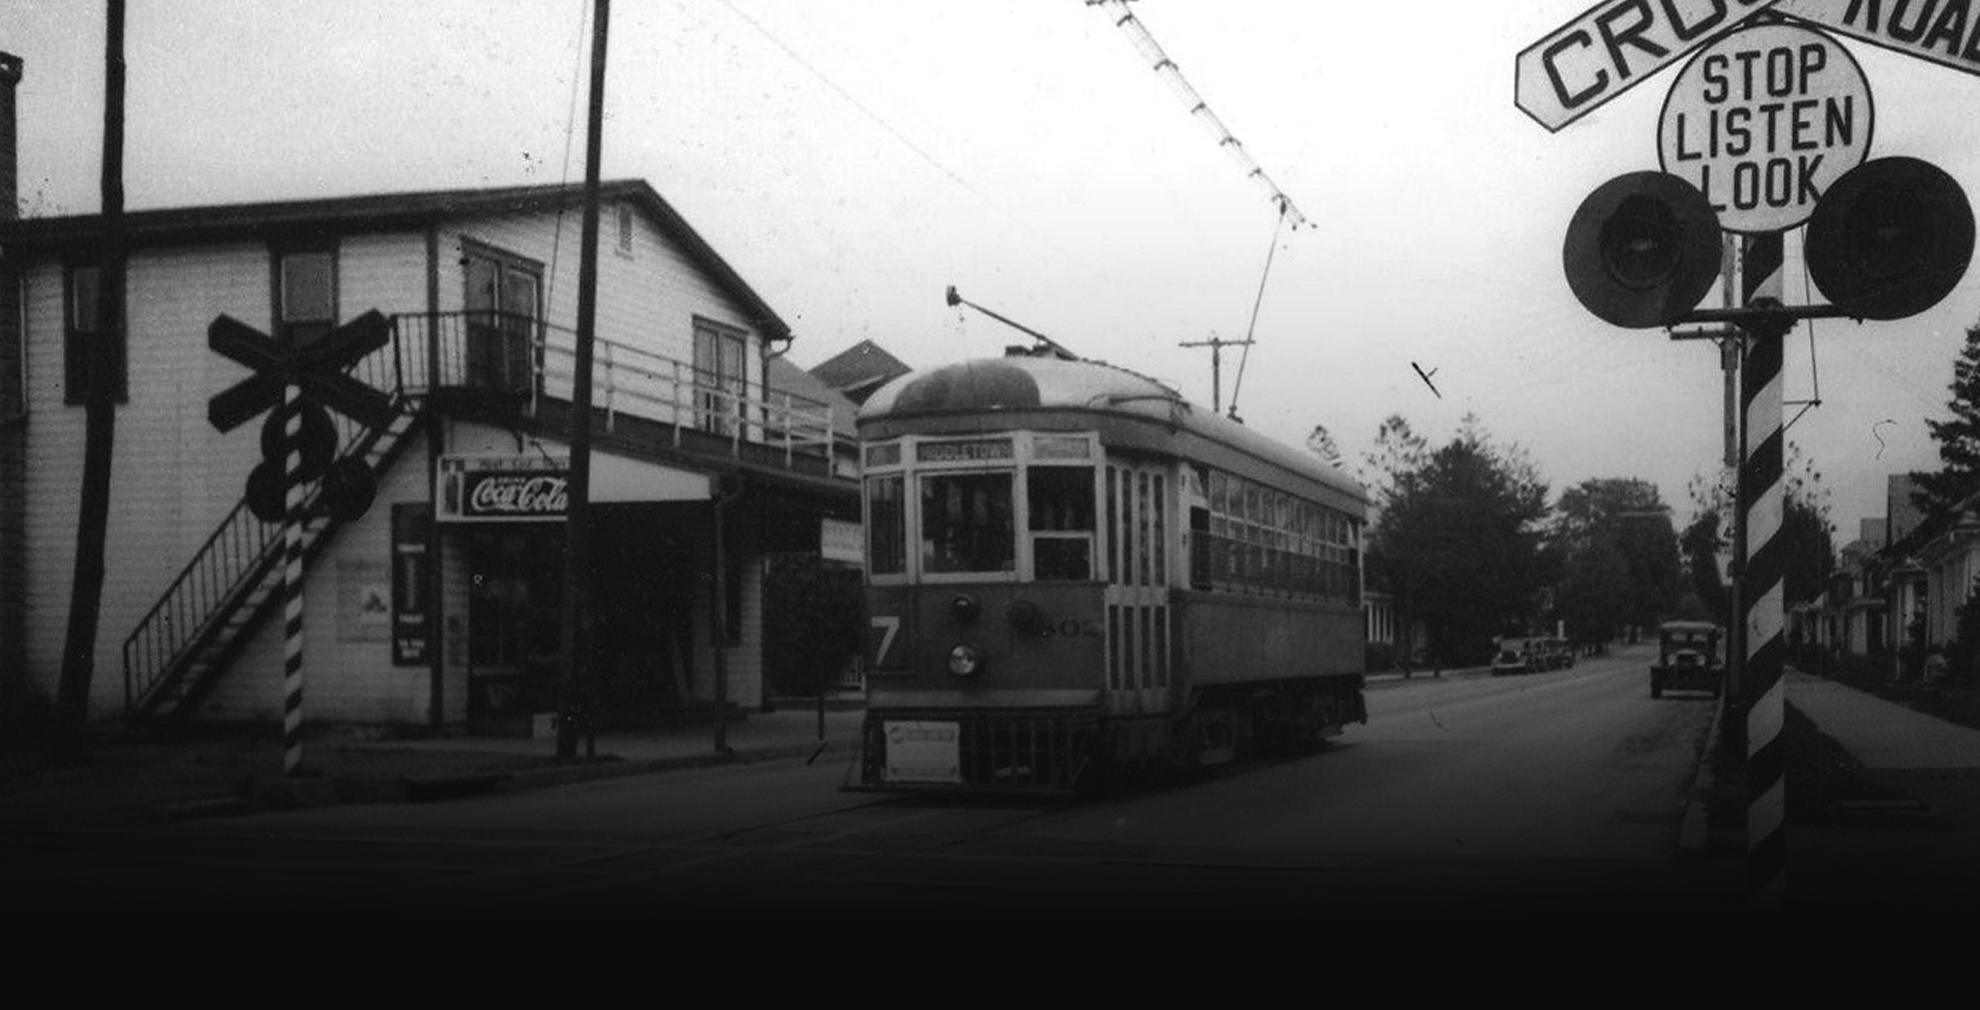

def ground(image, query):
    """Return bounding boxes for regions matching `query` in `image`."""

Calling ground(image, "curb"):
[205,738,858,816]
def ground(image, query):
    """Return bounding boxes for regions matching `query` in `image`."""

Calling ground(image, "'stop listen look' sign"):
[1658,20,1872,232]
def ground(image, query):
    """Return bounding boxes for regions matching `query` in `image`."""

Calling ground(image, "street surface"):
[4,645,1740,915]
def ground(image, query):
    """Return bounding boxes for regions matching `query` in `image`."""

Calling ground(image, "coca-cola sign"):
[437,453,571,523]
[462,471,567,519]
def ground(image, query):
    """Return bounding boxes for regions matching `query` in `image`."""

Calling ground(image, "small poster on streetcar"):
[883,721,962,784]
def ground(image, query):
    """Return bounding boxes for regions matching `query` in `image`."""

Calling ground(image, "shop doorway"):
[464,527,564,718]
[589,504,700,722]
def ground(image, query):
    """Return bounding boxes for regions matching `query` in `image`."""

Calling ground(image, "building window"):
[616,202,635,255]
[463,242,541,393]
[63,263,125,406]
[693,317,748,436]
[276,248,337,352]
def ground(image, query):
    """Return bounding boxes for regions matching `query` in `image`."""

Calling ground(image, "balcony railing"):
[392,312,853,472]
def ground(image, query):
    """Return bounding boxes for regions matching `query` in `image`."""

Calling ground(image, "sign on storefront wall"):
[392,503,431,666]
[437,453,571,523]
[337,560,392,643]
[821,518,863,564]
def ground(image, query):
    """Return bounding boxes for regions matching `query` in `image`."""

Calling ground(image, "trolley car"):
[847,349,1368,793]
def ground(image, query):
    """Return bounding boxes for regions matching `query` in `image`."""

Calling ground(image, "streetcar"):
[845,348,1369,794]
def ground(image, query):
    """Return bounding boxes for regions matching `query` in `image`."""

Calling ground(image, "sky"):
[8,0,1980,546]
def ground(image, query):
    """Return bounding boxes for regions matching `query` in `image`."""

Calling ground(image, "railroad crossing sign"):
[208,309,396,435]
[1776,0,1980,79]
[206,308,395,778]
[1657,21,1873,233]
[1522,0,1980,134]
[1516,0,1788,132]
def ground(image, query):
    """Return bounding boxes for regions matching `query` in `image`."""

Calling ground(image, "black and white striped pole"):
[281,383,308,776]
[1738,233,1789,904]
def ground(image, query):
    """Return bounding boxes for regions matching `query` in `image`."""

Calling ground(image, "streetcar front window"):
[866,475,906,575]
[1029,465,1095,580]
[920,472,1015,574]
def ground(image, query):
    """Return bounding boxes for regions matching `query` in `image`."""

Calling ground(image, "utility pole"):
[557,0,608,760]
[1178,333,1252,414]
[55,0,126,752]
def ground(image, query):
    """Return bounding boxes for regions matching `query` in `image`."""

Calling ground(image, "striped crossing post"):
[282,382,307,776]
[1740,233,1788,903]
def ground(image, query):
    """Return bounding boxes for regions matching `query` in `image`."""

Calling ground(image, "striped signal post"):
[1739,232,1789,903]
[281,383,308,777]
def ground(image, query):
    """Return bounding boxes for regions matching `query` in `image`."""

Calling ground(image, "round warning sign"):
[1658,21,1873,234]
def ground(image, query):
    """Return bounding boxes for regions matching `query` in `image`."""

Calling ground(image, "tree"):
[1549,478,1680,648]
[1682,446,1835,637]
[1913,318,1980,517]
[1305,424,1343,469]
[1365,415,1550,667]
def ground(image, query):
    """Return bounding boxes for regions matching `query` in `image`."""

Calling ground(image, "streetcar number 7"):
[870,615,901,668]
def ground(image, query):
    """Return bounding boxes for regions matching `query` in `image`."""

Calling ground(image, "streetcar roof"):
[858,353,1367,509]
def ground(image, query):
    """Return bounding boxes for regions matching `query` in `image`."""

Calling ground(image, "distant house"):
[809,339,911,405]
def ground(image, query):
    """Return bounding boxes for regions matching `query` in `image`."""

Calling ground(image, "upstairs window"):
[63,263,125,406]
[277,249,337,352]
[693,318,748,436]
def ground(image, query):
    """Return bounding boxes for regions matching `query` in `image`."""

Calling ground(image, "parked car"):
[1651,620,1723,698]
[1537,637,1575,670]
[1492,639,1534,676]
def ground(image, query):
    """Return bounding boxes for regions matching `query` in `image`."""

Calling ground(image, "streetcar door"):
[1103,460,1172,717]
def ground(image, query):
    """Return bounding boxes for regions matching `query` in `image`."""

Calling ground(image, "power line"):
[1087,0,1307,229]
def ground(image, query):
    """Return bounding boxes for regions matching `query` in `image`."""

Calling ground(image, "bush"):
[1364,641,1396,672]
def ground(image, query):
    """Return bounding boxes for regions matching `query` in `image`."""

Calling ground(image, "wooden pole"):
[557,0,609,759]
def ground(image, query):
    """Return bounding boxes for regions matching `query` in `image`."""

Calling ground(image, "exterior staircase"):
[120,358,423,725]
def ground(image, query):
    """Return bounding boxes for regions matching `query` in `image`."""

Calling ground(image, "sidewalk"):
[0,696,870,830]
[1683,667,1980,910]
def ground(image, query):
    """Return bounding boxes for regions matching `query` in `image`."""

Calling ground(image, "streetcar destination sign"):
[1658,21,1872,232]
[1517,0,1785,131]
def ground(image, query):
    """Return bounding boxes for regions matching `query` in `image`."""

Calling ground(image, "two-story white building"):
[0,51,858,737]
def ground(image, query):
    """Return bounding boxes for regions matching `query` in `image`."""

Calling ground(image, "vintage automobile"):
[1491,639,1533,676]
[1533,637,1574,670]
[1651,620,1723,699]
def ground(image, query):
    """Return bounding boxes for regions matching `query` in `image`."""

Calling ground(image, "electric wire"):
[546,0,592,317]
[1087,0,1307,229]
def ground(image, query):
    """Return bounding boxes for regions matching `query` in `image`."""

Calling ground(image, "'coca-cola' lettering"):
[465,473,568,516]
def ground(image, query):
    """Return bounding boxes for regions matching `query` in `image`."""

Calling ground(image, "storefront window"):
[920,472,1014,574]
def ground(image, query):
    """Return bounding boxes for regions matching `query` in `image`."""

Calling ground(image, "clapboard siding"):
[18,191,785,722]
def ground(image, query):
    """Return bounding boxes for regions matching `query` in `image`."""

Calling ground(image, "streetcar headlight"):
[1006,598,1043,633]
[950,593,981,624]
[948,643,983,677]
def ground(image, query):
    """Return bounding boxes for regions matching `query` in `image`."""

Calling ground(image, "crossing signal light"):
[1564,171,1723,328]
[1806,156,1975,322]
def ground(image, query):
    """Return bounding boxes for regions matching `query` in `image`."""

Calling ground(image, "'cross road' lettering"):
[1517,0,1784,131]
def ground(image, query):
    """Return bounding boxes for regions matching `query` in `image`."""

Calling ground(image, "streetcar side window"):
[920,472,1016,574]
[1029,465,1095,581]
[866,475,906,576]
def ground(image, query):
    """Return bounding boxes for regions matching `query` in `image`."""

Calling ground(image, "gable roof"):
[810,339,911,403]
[0,179,791,342]
[766,355,857,437]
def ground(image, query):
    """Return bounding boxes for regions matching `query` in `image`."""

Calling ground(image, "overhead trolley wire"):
[1087,0,1308,230]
